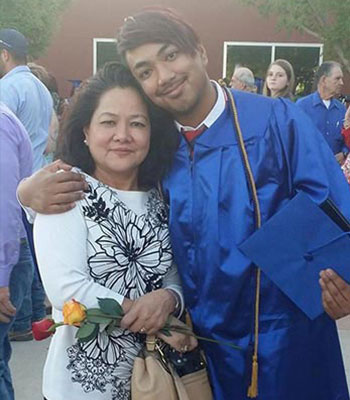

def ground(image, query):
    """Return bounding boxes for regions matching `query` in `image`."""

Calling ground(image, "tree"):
[0,0,72,59]
[238,0,350,74]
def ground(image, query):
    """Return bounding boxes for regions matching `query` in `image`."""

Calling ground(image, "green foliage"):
[97,297,124,317]
[238,0,350,73]
[86,308,116,324]
[75,322,99,343]
[0,0,72,58]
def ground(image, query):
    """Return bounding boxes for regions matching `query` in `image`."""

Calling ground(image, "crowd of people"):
[1,7,350,400]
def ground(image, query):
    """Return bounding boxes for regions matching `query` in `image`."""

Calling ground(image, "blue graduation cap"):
[239,191,350,320]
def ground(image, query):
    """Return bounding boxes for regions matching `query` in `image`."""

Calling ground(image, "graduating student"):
[18,8,350,400]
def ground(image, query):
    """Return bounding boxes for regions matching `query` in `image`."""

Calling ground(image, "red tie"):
[182,125,206,158]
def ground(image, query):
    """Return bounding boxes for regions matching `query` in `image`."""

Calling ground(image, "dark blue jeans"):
[11,215,46,332]
[0,240,34,400]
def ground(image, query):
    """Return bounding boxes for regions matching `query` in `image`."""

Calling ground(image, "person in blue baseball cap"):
[0,28,28,68]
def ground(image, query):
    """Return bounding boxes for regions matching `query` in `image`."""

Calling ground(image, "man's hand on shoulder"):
[320,269,350,320]
[0,286,16,323]
[17,159,89,214]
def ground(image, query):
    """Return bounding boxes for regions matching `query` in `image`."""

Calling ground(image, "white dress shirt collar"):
[174,81,226,132]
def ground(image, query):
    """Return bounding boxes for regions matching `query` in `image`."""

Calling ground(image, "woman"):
[33,62,197,400]
[263,59,295,99]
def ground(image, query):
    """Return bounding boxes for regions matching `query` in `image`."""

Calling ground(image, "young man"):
[18,8,350,400]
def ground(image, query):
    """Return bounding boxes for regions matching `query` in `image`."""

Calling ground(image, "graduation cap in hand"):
[239,191,350,320]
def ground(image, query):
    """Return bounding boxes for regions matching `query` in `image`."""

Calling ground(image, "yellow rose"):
[62,299,86,326]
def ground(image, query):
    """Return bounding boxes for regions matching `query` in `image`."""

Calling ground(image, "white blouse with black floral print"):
[34,170,183,400]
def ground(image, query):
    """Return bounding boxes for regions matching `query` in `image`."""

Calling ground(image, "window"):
[223,42,323,95]
[93,39,119,73]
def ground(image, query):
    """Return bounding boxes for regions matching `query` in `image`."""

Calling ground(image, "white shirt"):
[34,171,183,400]
[323,99,331,109]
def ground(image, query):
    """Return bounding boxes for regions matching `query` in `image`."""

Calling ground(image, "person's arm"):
[0,113,24,322]
[44,110,59,155]
[162,262,185,317]
[0,82,20,116]
[33,204,126,311]
[120,262,184,334]
[275,99,350,319]
[17,160,88,215]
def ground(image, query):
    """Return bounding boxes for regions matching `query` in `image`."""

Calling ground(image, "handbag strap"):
[224,87,261,398]
[145,335,157,352]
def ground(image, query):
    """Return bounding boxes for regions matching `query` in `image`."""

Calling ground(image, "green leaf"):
[86,309,113,324]
[97,298,124,317]
[76,322,99,343]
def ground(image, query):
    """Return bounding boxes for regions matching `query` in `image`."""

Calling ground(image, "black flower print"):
[65,173,174,399]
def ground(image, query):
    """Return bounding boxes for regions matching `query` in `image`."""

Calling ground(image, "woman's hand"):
[120,289,176,334]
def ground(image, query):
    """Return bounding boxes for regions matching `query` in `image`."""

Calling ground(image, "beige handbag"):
[131,335,213,400]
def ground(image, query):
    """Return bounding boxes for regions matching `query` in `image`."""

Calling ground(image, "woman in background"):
[263,59,295,99]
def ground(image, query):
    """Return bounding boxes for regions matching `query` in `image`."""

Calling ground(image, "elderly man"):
[230,66,257,93]
[297,61,348,164]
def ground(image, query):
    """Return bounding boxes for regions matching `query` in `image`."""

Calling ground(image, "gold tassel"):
[227,88,260,400]
[247,355,258,398]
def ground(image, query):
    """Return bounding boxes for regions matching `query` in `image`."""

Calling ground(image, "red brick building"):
[37,0,346,98]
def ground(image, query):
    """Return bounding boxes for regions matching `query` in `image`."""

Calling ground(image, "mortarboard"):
[239,191,350,320]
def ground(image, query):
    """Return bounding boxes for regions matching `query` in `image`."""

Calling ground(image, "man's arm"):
[18,160,89,214]
[275,100,350,319]
[319,269,350,320]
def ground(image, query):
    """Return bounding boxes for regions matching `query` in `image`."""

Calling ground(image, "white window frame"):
[222,41,324,78]
[93,38,117,74]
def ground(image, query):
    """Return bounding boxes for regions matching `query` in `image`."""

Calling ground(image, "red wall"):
[37,0,347,97]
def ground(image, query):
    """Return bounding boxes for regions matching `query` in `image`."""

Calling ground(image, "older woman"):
[263,59,295,99]
[33,63,196,400]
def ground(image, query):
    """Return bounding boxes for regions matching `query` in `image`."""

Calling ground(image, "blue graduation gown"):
[163,90,350,400]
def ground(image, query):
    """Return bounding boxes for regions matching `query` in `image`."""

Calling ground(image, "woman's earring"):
[84,139,88,146]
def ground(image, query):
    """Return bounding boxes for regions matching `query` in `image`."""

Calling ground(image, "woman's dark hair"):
[57,62,178,189]
[263,59,295,99]
[312,61,341,91]
[117,7,201,63]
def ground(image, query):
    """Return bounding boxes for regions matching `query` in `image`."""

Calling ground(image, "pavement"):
[9,316,350,400]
